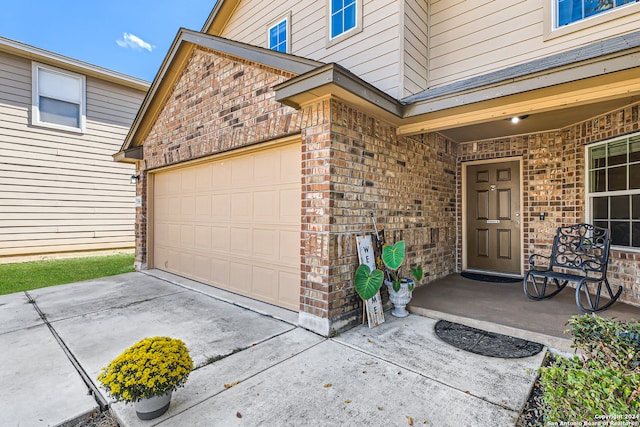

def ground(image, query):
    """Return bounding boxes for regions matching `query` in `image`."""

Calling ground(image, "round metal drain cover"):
[434,320,544,358]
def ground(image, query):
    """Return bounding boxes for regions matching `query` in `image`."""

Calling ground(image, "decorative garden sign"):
[356,235,385,328]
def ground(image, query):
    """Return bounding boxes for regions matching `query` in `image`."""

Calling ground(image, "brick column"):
[298,100,333,334]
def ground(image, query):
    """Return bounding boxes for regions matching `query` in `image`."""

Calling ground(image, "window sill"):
[611,245,640,254]
[32,120,85,134]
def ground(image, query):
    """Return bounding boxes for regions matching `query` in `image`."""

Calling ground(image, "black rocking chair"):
[523,223,623,313]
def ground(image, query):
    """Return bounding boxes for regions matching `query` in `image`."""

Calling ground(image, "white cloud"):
[116,33,153,52]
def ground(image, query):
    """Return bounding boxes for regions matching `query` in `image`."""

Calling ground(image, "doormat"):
[434,320,544,358]
[461,271,521,283]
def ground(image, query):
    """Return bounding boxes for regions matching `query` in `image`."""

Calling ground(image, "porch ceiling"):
[438,94,640,143]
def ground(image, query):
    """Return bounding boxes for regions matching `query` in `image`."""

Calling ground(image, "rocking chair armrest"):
[528,253,551,270]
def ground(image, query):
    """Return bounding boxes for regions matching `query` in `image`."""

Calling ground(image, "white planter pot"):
[384,279,414,317]
[134,391,172,420]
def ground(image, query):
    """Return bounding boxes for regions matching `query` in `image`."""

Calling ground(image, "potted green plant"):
[97,336,194,420]
[354,264,385,301]
[355,240,423,318]
[381,240,423,317]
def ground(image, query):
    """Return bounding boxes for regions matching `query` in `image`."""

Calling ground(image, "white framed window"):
[586,133,640,249]
[556,0,636,27]
[327,0,362,45]
[268,16,289,53]
[32,62,86,133]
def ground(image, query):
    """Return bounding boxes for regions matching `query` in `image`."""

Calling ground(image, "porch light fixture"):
[509,115,529,124]
[130,174,140,184]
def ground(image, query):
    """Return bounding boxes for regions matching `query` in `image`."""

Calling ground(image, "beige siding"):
[220,0,405,98]
[429,0,640,88]
[215,0,640,96]
[0,51,146,257]
[403,0,428,97]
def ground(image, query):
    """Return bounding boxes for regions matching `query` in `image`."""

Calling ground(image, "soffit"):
[439,95,640,143]
[398,66,640,139]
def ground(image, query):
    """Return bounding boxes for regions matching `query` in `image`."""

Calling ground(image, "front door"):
[465,160,521,275]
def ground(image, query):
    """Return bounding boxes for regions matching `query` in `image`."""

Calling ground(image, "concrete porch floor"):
[408,273,640,354]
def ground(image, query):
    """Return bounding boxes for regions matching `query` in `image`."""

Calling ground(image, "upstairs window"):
[557,0,636,27]
[587,134,640,249]
[32,63,86,133]
[268,17,288,53]
[330,0,357,39]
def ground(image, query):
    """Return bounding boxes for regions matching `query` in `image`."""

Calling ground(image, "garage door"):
[152,141,301,311]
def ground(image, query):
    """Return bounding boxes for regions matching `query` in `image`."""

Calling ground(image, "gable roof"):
[115,28,324,162]
[0,36,149,91]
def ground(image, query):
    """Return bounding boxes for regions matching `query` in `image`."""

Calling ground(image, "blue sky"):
[0,1,217,82]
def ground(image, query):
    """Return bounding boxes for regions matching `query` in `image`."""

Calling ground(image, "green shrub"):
[540,315,640,422]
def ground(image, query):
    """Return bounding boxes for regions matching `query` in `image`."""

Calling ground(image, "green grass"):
[0,253,135,296]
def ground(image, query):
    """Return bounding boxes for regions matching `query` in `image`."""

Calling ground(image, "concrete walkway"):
[0,271,545,426]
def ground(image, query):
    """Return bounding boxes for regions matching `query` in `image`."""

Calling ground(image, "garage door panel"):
[230,263,251,293]
[212,194,230,218]
[254,151,280,182]
[158,223,179,245]
[155,198,169,218]
[195,195,212,218]
[252,266,276,302]
[279,271,300,310]
[195,225,211,249]
[211,259,229,284]
[231,156,254,185]
[279,230,299,263]
[230,227,250,254]
[155,173,171,195]
[196,164,213,188]
[181,168,196,192]
[179,252,194,277]
[193,255,211,282]
[231,192,252,218]
[181,196,195,218]
[154,247,168,270]
[213,162,231,186]
[253,191,277,219]
[161,249,178,270]
[280,189,300,221]
[211,226,229,251]
[153,141,300,311]
[181,225,195,245]
[253,229,277,258]
[156,196,180,219]
[280,145,300,180]
[169,197,180,218]
[168,173,181,194]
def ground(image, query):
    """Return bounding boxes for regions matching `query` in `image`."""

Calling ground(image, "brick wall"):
[142,47,300,171]
[300,100,332,331]
[458,103,640,306]
[133,168,147,270]
[325,100,458,331]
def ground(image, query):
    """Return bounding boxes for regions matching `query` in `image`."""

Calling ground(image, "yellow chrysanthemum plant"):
[97,336,194,403]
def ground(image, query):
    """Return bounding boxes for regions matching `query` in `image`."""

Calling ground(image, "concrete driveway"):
[0,271,545,426]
